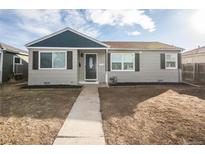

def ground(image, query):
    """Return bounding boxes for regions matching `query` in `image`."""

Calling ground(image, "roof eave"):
[108,48,183,51]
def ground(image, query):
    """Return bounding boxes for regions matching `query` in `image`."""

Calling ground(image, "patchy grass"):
[0,84,81,144]
[99,85,205,145]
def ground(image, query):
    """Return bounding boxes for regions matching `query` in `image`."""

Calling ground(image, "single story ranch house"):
[25,27,183,85]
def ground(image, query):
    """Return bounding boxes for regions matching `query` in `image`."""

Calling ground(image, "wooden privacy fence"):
[182,63,205,83]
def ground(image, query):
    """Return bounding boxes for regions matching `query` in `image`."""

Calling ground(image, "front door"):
[85,54,97,80]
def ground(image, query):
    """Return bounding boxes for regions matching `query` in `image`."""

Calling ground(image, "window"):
[88,57,94,69]
[14,56,22,64]
[40,53,52,68]
[112,54,122,70]
[40,52,66,69]
[123,54,134,70]
[15,57,21,64]
[53,52,65,68]
[111,53,135,71]
[186,58,193,64]
[165,53,177,69]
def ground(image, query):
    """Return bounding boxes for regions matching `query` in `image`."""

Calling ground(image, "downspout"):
[105,49,109,87]
[179,49,183,83]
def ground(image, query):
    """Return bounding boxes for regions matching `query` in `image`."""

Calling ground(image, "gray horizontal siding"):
[108,50,181,83]
[28,49,78,85]
[108,71,179,82]
[28,49,181,85]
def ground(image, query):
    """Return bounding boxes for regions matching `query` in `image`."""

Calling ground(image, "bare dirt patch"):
[99,85,205,144]
[0,84,81,144]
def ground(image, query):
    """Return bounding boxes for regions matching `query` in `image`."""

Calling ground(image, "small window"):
[111,53,135,71]
[165,53,177,69]
[88,57,94,69]
[15,57,20,64]
[186,58,192,64]
[14,57,22,64]
[40,52,66,69]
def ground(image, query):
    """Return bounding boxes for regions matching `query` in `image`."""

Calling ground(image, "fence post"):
[195,63,199,82]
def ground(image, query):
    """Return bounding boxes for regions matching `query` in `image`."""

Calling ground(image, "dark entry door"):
[85,54,97,80]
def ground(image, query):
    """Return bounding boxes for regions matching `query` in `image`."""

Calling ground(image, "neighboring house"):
[25,27,183,86]
[182,46,205,64]
[0,42,28,83]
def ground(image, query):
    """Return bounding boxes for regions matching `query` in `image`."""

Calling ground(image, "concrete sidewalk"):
[53,85,105,145]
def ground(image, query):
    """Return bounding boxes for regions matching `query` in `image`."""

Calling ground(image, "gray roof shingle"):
[183,46,205,56]
[103,41,183,50]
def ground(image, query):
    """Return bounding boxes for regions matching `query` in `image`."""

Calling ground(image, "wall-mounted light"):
[80,53,83,57]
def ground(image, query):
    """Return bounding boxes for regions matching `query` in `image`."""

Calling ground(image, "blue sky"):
[0,9,204,51]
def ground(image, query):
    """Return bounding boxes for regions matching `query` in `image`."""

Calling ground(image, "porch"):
[77,49,108,85]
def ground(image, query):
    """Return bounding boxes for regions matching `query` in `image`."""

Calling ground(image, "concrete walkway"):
[53,85,105,145]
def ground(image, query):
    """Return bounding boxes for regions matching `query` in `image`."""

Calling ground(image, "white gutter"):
[27,46,183,51]
[27,47,109,50]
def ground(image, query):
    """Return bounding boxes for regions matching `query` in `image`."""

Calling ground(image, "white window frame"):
[111,53,135,72]
[13,56,22,64]
[39,51,67,70]
[165,53,178,69]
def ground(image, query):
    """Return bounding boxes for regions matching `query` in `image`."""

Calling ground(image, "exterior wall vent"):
[43,81,50,85]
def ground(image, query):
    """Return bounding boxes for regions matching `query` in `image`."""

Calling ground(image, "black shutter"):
[178,53,182,69]
[160,53,165,69]
[33,51,39,70]
[67,51,73,69]
[135,53,140,71]
[107,53,111,71]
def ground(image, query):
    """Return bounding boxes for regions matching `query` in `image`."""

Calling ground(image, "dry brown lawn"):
[99,85,205,145]
[0,84,81,144]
